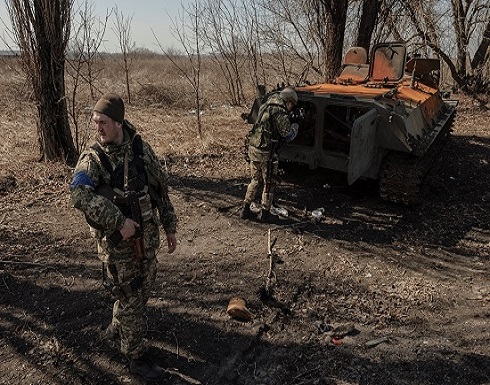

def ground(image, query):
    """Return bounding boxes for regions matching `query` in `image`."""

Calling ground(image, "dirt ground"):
[1,98,489,385]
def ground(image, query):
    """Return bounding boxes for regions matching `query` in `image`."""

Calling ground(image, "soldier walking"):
[70,93,177,381]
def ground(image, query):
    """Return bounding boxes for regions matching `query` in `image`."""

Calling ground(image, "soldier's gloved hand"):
[119,218,140,241]
[284,123,299,142]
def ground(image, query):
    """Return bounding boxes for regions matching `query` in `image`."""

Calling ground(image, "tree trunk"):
[356,0,379,55]
[451,0,469,78]
[320,0,348,80]
[7,0,78,166]
[36,53,77,165]
[471,19,490,71]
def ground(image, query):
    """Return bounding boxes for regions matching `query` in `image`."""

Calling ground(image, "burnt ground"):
[1,103,489,385]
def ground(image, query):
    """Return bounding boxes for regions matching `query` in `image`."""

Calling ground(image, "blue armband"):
[70,171,95,190]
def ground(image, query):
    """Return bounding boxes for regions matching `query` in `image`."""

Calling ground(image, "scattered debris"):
[311,207,325,223]
[270,206,288,217]
[328,323,357,338]
[365,336,390,348]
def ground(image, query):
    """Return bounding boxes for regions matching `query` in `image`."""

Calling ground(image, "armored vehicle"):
[245,42,457,204]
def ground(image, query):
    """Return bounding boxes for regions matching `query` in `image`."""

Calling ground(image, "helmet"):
[280,87,298,104]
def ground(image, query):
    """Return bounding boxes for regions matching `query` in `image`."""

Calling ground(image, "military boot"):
[129,352,164,381]
[257,208,273,223]
[240,203,253,220]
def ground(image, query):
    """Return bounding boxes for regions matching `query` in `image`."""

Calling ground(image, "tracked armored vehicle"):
[245,42,457,204]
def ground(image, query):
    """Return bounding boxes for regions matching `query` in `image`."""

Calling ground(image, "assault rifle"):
[265,139,280,194]
[95,183,144,260]
[290,106,305,125]
[113,191,145,260]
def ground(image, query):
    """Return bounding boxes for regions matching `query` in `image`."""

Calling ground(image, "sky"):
[0,0,190,52]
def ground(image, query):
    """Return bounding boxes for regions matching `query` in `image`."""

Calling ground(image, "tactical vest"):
[91,135,153,224]
[97,136,147,193]
[248,101,287,151]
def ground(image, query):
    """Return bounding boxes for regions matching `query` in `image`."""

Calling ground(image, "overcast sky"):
[0,0,190,52]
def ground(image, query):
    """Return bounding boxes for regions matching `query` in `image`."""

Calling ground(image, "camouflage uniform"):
[244,94,296,210]
[70,121,177,360]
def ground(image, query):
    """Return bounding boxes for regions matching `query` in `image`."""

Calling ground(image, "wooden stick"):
[265,229,277,295]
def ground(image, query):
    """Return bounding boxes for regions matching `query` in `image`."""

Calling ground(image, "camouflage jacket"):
[70,121,177,262]
[248,94,294,152]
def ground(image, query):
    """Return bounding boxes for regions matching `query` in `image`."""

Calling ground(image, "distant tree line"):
[185,0,489,103]
[3,0,489,165]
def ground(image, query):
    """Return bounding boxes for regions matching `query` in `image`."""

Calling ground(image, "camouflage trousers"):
[244,147,279,210]
[104,250,157,359]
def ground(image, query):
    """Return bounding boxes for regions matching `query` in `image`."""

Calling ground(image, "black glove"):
[290,107,305,124]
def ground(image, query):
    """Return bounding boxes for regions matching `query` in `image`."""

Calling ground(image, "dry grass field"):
[1,55,490,385]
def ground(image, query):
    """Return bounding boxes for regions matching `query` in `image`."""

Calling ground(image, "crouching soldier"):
[70,93,177,381]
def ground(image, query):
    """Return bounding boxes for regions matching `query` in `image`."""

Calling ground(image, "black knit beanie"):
[93,93,125,123]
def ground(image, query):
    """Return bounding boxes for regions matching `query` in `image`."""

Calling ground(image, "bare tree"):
[113,6,134,104]
[374,0,406,43]
[258,0,323,81]
[67,0,109,153]
[6,0,78,165]
[257,0,348,82]
[199,0,248,106]
[472,19,490,74]
[242,0,267,92]
[311,0,348,80]
[69,1,109,99]
[356,0,380,54]
[157,0,204,141]
[400,0,490,93]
